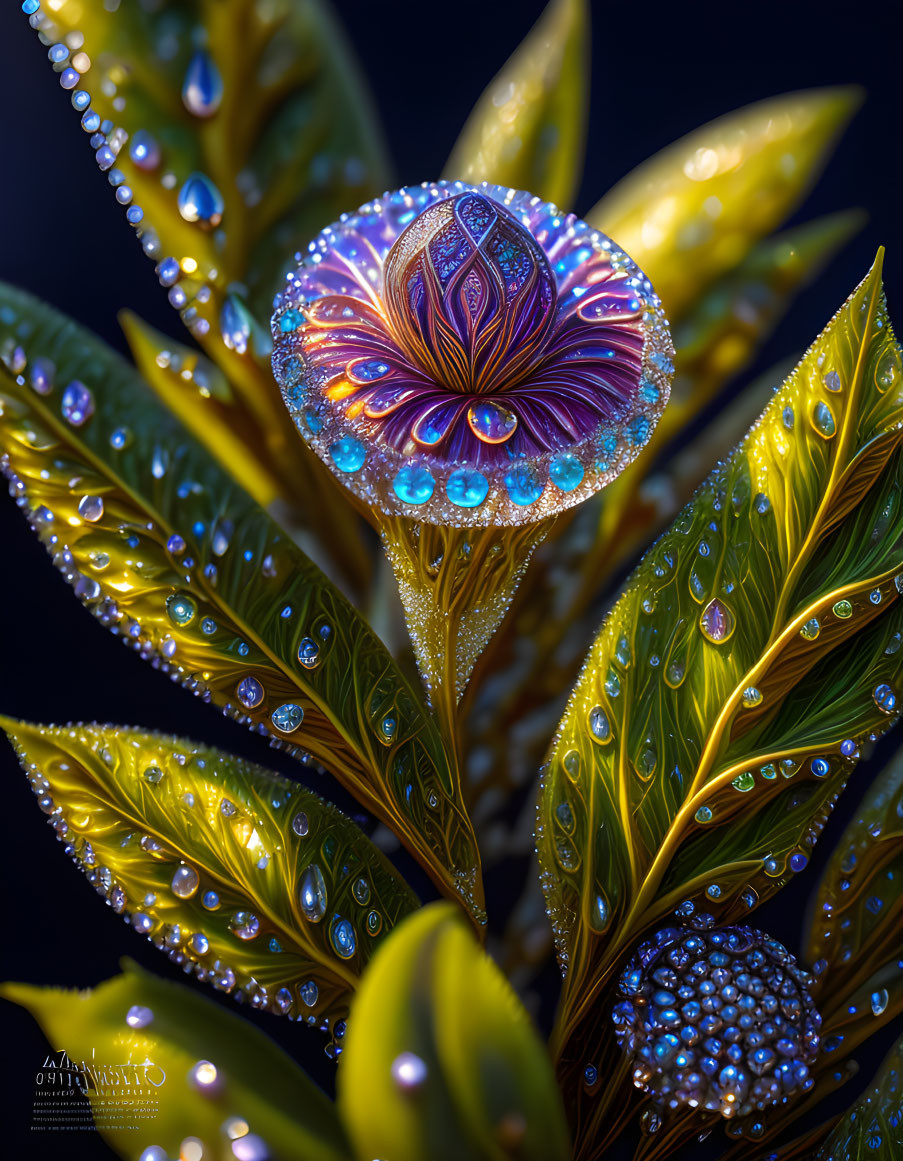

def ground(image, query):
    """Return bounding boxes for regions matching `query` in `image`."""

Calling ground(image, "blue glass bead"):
[178,172,224,226]
[446,468,488,508]
[329,916,357,959]
[549,452,585,492]
[329,436,366,473]
[393,464,435,505]
[271,703,304,733]
[129,129,161,170]
[182,48,223,117]
[504,464,544,506]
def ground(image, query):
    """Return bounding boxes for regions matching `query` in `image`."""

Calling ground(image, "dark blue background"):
[1,1,902,1157]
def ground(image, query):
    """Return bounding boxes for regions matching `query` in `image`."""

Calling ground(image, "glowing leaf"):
[1,960,348,1161]
[0,284,484,922]
[338,904,570,1161]
[537,255,903,1144]
[587,87,861,318]
[24,0,385,568]
[806,746,903,1060]
[3,719,419,1026]
[815,1034,903,1159]
[464,213,860,818]
[444,0,589,208]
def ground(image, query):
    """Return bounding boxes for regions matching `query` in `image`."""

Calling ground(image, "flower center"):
[381,192,557,399]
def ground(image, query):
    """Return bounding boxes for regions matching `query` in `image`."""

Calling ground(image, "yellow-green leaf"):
[815,1034,903,1159]
[0,284,485,923]
[2,959,348,1161]
[3,719,419,1026]
[806,746,903,1059]
[443,0,589,209]
[26,0,384,564]
[538,255,903,1144]
[338,903,570,1161]
[587,87,861,319]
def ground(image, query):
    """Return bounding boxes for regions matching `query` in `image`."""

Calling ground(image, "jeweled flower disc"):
[272,181,674,526]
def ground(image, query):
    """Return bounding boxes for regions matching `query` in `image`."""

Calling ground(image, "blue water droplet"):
[61,380,94,426]
[236,676,264,709]
[446,468,488,508]
[348,358,391,383]
[182,48,223,117]
[874,683,897,714]
[299,865,327,922]
[393,463,435,505]
[178,172,224,226]
[220,294,254,354]
[297,637,320,669]
[271,703,303,733]
[504,464,544,506]
[550,452,585,493]
[129,129,161,170]
[330,916,357,959]
[329,436,366,473]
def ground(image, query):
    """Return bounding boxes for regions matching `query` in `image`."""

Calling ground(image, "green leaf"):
[806,745,903,1060]
[443,0,589,209]
[27,0,387,563]
[587,87,861,319]
[537,255,903,1143]
[1,959,348,1161]
[0,284,485,923]
[2,719,419,1026]
[337,903,571,1161]
[29,0,389,327]
[815,1033,903,1159]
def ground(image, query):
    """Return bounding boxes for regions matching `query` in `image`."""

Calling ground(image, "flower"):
[272,182,673,526]
[612,925,821,1120]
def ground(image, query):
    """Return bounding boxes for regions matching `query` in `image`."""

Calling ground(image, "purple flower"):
[272,181,673,525]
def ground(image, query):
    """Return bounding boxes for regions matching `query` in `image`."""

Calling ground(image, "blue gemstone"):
[393,464,435,505]
[627,415,651,446]
[71,90,90,111]
[810,758,830,778]
[329,436,366,473]
[349,358,391,383]
[549,453,584,493]
[182,48,223,117]
[22,1,40,13]
[81,111,101,133]
[504,464,544,506]
[126,206,144,225]
[446,468,488,508]
[271,703,304,733]
[789,852,808,872]
[584,1064,598,1086]
[220,295,253,354]
[178,172,224,226]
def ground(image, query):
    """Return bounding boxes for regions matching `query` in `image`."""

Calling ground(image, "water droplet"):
[393,464,435,505]
[299,980,318,1007]
[732,771,756,793]
[874,683,897,714]
[800,618,820,640]
[178,172,224,226]
[271,703,303,733]
[584,1064,599,1087]
[229,911,260,940]
[220,294,255,355]
[129,128,161,170]
[166,592,197,627]
[741,686,762,708]
[588,705,611,742]
[467,399,518,443]
[666,660,685,686]
[299,864,327,922]
[699,597,735,643]
[143,765,164,785]
[292,811,310,837]
[832,599,853,619]
[352,877,371,905]
[77,494,104,522]
[810,757,831,778]
[391,1051,427,1090]
[754,493,771,515]
[297,637,321,669]
[635,742,657,780]
[446,468,488,508]
[871,988,889,1015]
[550,453,585,493]
[604,668,621,697]
[61,380,94,426]
[329,915,356,958]
[556,800,575,830]
[171,864,199,899]
[367,909,382,935]
[126,1005,154,1029]
[812,401,836,439]
[695,805,713,823]
[182,48,223,117]
[823,371,842,392]
[877,354,898,391]
[235,676,264,710]
[202,890,220,910]
[329,436,366,473]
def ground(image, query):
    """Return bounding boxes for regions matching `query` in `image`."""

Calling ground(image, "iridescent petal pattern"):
[272,181,674,526]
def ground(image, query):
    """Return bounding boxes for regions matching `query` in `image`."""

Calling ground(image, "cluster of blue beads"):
[612,925,821,1119]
